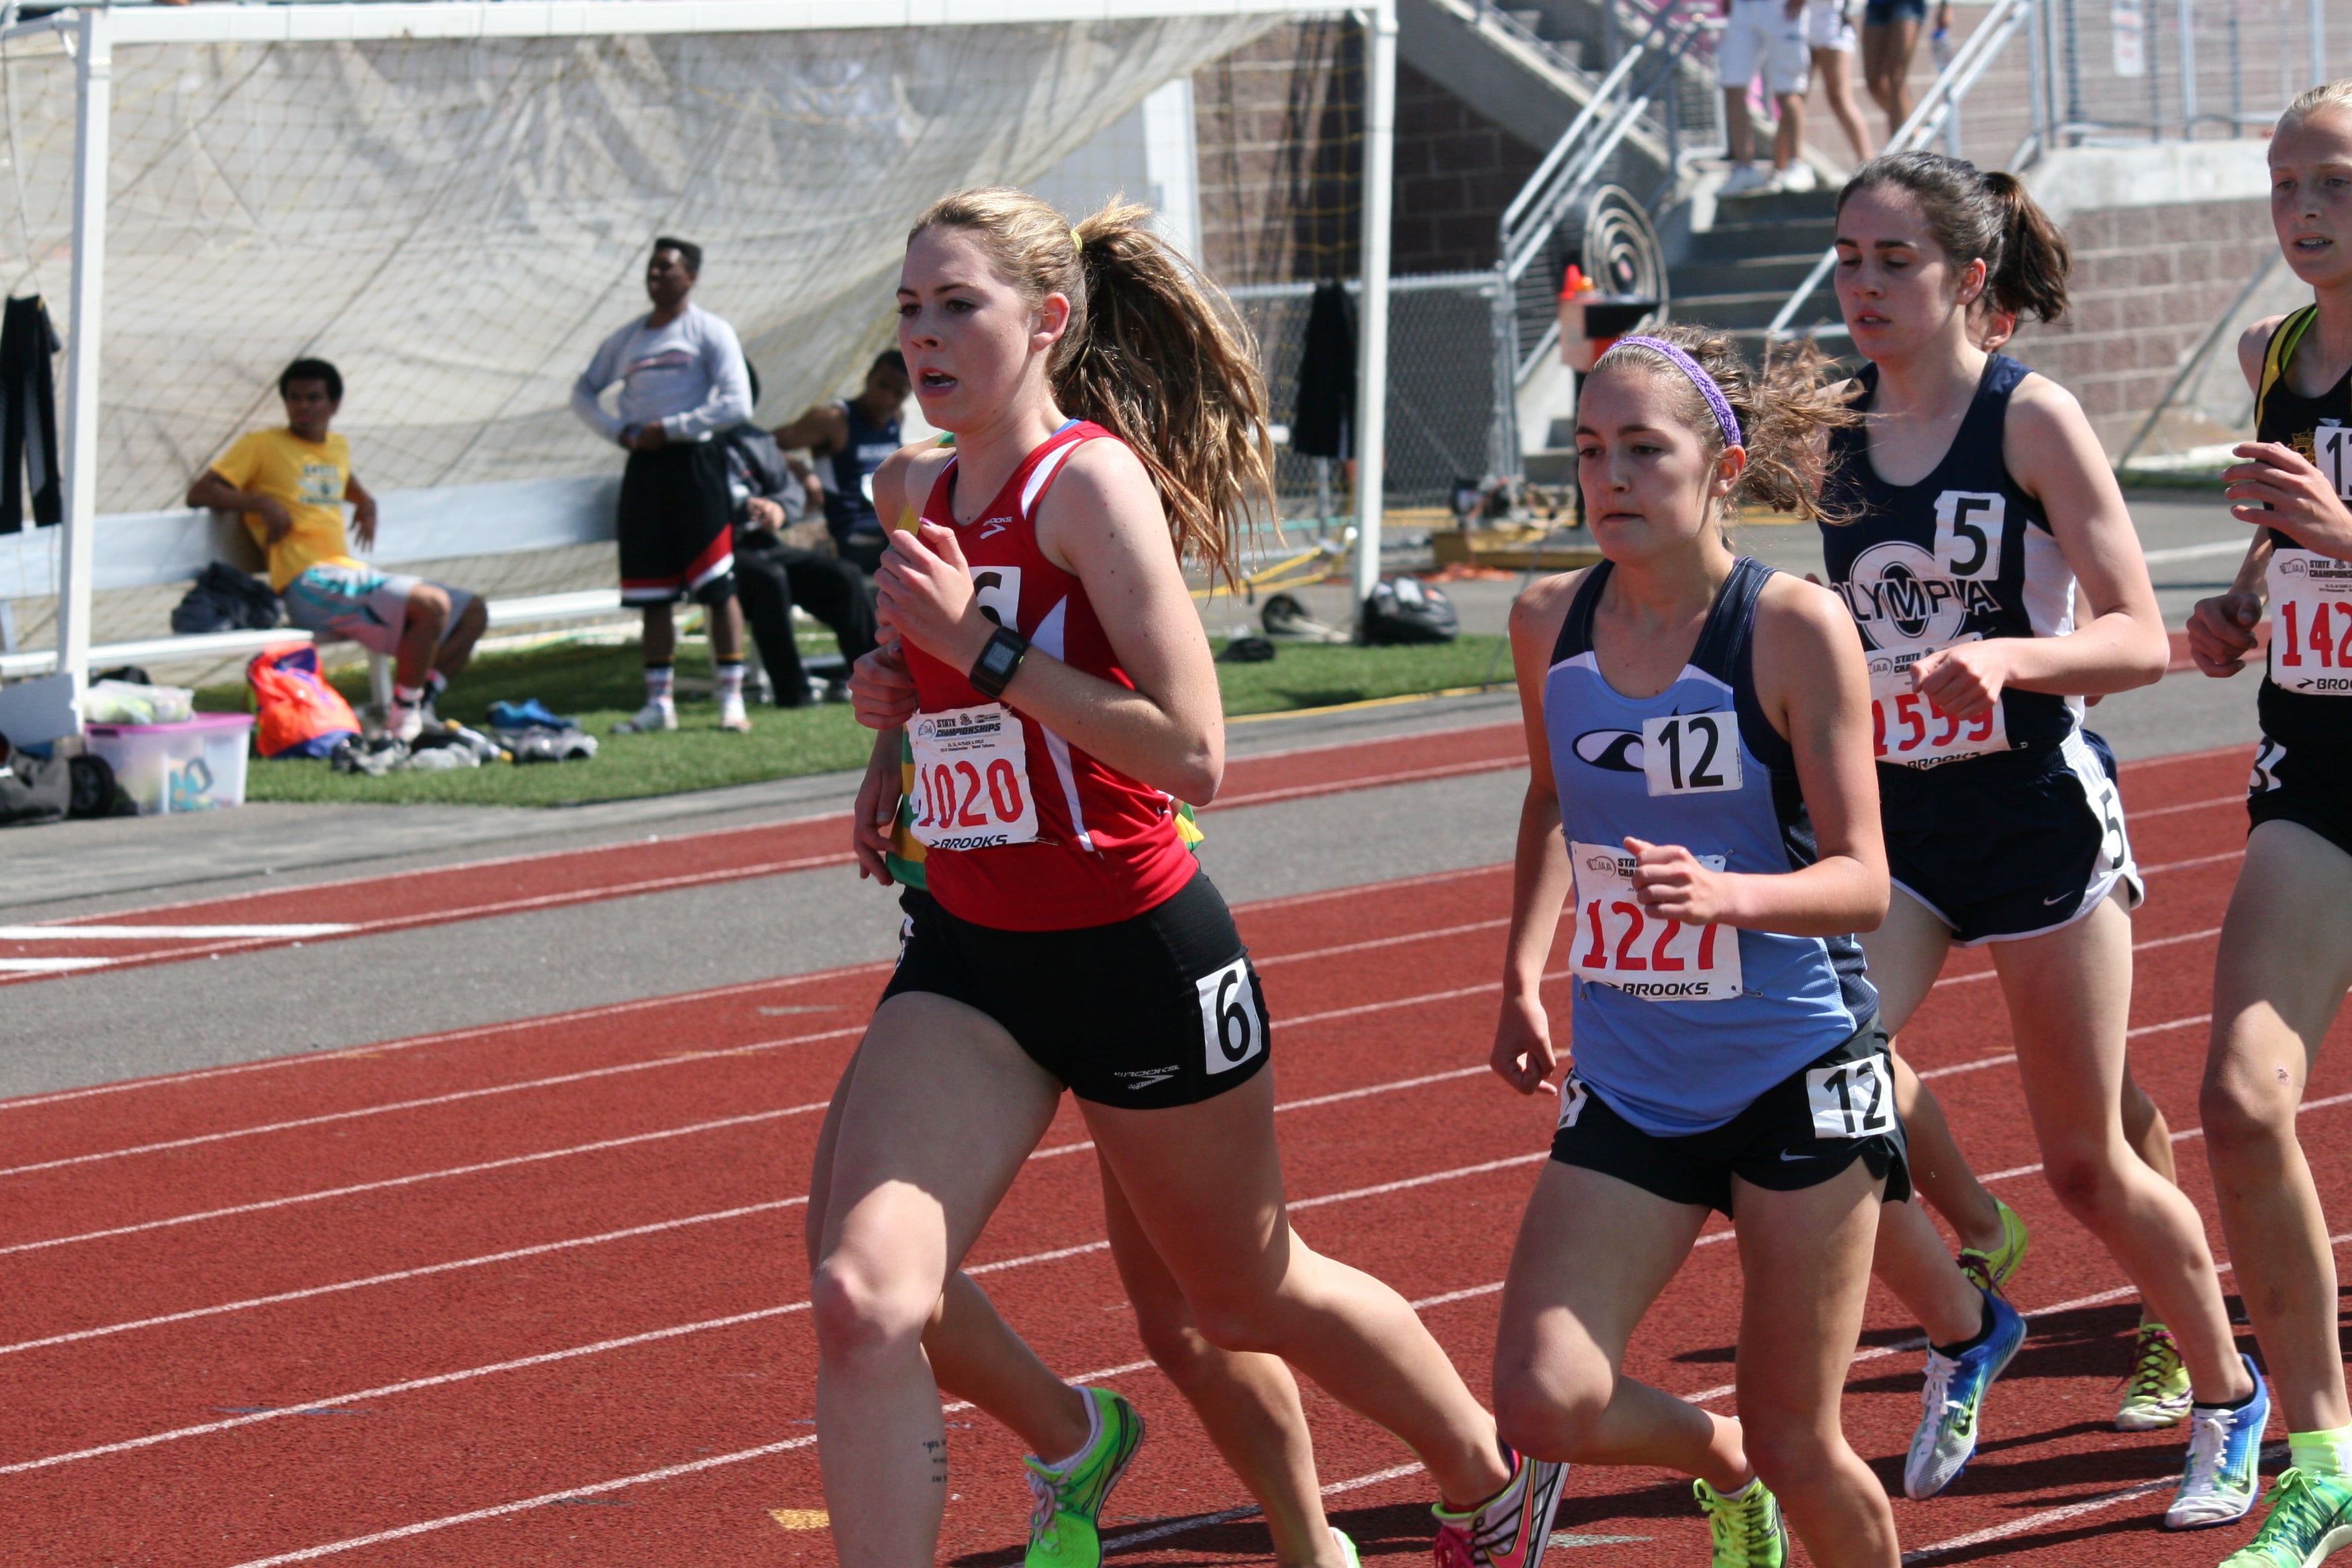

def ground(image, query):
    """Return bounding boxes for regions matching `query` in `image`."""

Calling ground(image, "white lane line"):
[1258,918,1510,968]
[0,924,356,942]
[0,1108,815,1258]
[2142,850,2243,876]
[3,1148,1548,1479]
[0,1027,858,1181]
[0,958,114,973]
[0,1199,807,1359]
[1969,1087,2352,1186]
[2130,793,2242,820]
[2143,540,2257,565]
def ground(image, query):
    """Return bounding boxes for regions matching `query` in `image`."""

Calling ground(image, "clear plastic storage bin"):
[84,712,255,815]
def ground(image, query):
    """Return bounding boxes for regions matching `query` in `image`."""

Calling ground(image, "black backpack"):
[0,731,69,827]
[1361,575,1461,645]
[172,562,283,634]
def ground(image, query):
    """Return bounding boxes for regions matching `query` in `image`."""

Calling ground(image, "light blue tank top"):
[1543,557,1875,1136]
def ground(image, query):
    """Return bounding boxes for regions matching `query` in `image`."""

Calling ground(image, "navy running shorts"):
[1863,0,1927,23]
[1550,1022,1909,1216]
[1879,730,2143,946]
[2248,733,2352,861]
[881,872,1271,1109]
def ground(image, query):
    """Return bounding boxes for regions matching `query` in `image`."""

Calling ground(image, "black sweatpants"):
[734,528,879,705]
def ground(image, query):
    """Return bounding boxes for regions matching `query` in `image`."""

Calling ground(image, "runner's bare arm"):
[883,438,1223,803]
[1908,375,2167,716]
[1631,575,1887,938]
[1492,574,1584,1095]
[848,446,941,732]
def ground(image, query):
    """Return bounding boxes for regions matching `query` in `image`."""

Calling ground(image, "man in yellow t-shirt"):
[188,358,484,742]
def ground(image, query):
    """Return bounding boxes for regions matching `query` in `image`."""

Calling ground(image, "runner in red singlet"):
[807,190,1563,1568]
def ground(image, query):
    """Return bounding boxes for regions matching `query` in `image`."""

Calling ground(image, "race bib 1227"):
[1568,840,1742,1001]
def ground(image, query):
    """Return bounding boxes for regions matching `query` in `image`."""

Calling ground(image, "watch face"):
[984,642,1016,674]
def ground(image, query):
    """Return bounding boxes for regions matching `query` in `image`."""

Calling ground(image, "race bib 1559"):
[908,703,1040,850]
[1568,841,1742,1001]
[1868,643,2010,767]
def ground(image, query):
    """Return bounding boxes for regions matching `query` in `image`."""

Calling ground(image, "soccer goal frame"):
[3,0,1398,699]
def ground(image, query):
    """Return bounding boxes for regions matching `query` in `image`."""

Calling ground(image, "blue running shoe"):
[1904,1289,2027,1500]
[2166,1355,2272,1530]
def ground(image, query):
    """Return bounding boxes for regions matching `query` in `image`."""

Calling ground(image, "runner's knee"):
[406,583,450,632]
[2200,1063,2297,1156]
[1741,1416,1848,1496]
[810,1252,939,1364]
[2040,1147,2126,1220]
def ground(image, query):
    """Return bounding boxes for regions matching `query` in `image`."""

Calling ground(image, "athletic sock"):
[2289,1424,2352,1477]
[644,664,675,703]
[1037,1385,1101,1473]
[1931,1293,1995,1359]
[715,660,746,701]
[2196,1383,2261,1414]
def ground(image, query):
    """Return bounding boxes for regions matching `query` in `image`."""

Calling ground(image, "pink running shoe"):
[1431,1449,1569,1568]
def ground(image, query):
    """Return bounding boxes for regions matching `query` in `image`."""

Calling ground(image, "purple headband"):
[1613,335,1743,452]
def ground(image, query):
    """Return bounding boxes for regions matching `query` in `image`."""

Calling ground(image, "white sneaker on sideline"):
[719,693,751,732]
[612,698,677,734]
[1771,161,1818,193]
[1720,162,1770,195]
[385,702,424,744]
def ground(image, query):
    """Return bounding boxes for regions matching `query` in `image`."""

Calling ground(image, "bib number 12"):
[1806,1054,1895,1139]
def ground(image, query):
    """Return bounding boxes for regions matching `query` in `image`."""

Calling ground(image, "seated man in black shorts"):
[717,407,877,706]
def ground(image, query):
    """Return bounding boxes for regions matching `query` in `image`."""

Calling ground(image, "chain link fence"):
[1230,272,1506,519]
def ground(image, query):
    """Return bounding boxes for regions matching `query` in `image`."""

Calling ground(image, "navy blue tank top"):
[2250,310,2352,746]
[1543,556,1875,1136]
[1818,354,2081,769]
[824,397,901,548]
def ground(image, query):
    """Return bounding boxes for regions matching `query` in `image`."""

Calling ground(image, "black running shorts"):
[1879,731,2141,946]
[2248,732,2352,861]
[618,442,736,605]
[1549,1023,1909,1216]
[881,872,1271,1109]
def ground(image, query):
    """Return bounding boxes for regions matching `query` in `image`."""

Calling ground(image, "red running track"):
[3,742,2346,1567]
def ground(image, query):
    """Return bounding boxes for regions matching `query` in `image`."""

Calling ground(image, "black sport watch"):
[968,624,1030,699]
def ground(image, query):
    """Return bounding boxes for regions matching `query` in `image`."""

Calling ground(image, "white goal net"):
[0,11,1276,516]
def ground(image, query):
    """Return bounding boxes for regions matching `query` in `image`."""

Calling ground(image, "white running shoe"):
[2167,1356,2272,1530]
[1432,1447,1569,1567]
[719,693,751,732]
[1770,161,1818,193]
[1720,162,1770,195]
[611,698,677,734]
[385,701,424,744]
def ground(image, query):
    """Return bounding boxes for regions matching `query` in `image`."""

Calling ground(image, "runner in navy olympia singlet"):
[1489,324,1903,1567]
[1821,151,2267,1530]
[807,189,1561,1568]
[2184,81,2352,1568]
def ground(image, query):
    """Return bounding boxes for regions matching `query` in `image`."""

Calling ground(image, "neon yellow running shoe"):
[1023,1387,1145,1568]
[1956,1197,2030,1296]
[2116,1322,2194,1431]
[2219,1467,2352,1566]
[1694,1477,1788,1568]
[1330,1526,1362,1567]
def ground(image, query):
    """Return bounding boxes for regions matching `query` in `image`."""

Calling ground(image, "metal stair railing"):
[1489,0,1711,474]
[1759,0,2038,352]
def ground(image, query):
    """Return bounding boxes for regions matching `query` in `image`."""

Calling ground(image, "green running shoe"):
[2116,1322,2194,1431]
[1694,1477,1788,1568]
[1956,1197,2030,1296]
[1330,1526,1362,1567]
[1023,1388,1145,1568]
[2220,1467,2352,1567]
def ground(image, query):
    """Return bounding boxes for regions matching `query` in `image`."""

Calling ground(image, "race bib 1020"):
[2267,548,2352,697]
[908,703,1040,850]
[1567,841,1742,1001]
[1868,643,2010,767]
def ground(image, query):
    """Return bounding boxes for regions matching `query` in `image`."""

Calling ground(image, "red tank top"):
[900,420,1197,931]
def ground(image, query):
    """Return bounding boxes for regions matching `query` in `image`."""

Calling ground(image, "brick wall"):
[1190,27,1544,285]
[2008,199,2275,455]
[1390,62,1546,275]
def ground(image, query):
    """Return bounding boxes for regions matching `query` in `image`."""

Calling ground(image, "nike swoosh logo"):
[2043,891,2076,905]
[1778,1149,1814,1162]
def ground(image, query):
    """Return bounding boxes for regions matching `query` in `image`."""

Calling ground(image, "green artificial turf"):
[195,632,1511,807]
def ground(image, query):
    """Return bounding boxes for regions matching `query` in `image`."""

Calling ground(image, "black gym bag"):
[1361,575,1460,645]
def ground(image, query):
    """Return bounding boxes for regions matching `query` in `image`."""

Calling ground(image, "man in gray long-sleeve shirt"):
[572,237,755,734]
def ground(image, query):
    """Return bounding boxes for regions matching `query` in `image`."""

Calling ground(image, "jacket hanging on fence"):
[0,296,61,534]
[1291,279,1355,461]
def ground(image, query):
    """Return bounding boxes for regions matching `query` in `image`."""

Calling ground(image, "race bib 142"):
[1568,841,1742,1001]
[2268,548,2352,697]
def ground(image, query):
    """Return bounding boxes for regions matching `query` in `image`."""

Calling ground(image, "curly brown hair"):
[908,189,1276,585]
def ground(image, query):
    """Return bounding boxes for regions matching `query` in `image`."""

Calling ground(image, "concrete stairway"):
[1667,184,1842,357]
